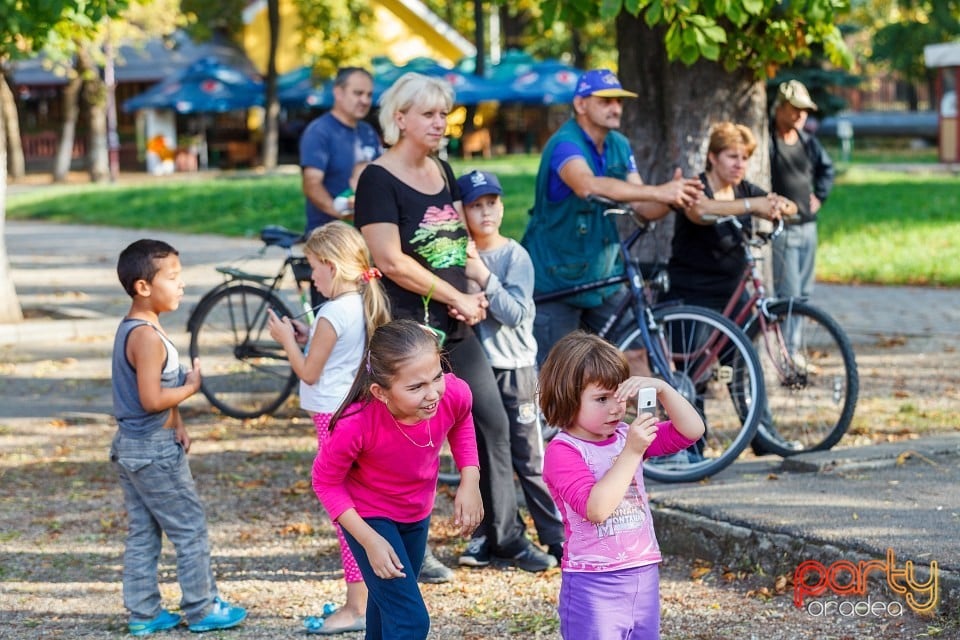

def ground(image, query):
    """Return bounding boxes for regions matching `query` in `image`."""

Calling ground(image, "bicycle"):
[186,225,315,419]
[698,214,859,456]
[533,195,766,483]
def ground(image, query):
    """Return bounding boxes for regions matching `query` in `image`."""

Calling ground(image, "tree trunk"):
[1,70,25,179]
[261,0,280,170]
[617,15,768,264]
[498,5,528,51]
[54,66,83,183]
[81,46,109,183]
[0,95,24,323]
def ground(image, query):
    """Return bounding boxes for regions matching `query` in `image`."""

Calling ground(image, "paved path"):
[2,220,958,616]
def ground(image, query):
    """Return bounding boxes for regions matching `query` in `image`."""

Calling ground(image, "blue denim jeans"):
[110,428,217,624]
[342,516,431,640]
[533,288,634,368]
[772,221,818,350]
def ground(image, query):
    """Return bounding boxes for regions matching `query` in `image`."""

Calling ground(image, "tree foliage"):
[420,0,616,69]
[0,0,128,321]
[180,0,246,42]
[541,0,852,78]
[867,1,960,82]
[1,0,121,59]
[293,0,375,78]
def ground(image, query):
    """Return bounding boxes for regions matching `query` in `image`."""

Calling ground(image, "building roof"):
[924,42,960,68]
[11,31,258,86]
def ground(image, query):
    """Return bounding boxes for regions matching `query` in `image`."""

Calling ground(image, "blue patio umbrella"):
[123,56,264,113]
[505,60,582,105]
[375,57,513,106]
[124,56,263,169]
[435,69,514,105]
[279,66,392,109]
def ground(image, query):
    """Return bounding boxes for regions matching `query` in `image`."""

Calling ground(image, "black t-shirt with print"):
[666,173,766,310]
[354,160,469,340]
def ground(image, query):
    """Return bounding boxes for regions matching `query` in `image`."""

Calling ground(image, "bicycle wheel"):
[188,284,297,419]
[744,299,858,456]
[617,305,765,483]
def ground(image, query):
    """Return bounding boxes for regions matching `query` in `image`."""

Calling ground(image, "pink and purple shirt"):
[543,422,695,572]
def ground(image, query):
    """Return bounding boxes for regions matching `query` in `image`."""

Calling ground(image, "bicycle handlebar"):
[699,214,784,244]
[585,194,654,232]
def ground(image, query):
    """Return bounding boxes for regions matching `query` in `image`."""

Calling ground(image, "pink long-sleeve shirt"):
[543,421,696,572]
[313,373,479,523]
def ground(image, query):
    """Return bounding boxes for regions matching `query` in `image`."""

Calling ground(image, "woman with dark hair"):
[666,122,796,315]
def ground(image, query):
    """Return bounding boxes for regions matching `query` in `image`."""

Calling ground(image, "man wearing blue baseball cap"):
[522,69,703,365]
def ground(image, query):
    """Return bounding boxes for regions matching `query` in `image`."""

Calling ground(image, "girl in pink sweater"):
[540,332,705,640]
[313,319,483,639]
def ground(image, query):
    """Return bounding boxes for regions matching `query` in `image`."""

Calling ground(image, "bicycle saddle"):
[260,225,304,248]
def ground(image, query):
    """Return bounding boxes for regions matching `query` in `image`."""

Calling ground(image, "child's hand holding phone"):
[637,386,657,416]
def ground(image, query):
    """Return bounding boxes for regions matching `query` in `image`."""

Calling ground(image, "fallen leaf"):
[774,574,789,594]
[690,566,712,580]
[279,522,314,536]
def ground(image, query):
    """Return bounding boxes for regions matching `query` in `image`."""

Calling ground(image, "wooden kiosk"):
[924,42,960,163]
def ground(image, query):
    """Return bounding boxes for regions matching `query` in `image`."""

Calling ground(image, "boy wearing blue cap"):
[457,169,565,568]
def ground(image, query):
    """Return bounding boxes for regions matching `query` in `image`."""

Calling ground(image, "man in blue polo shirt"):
[300,67,383,233]
[522,68,702,364]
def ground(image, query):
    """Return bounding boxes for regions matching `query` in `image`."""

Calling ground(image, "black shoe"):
[458,535,491,567]
[547,543,563,565]
[419,548,454,584]
[503,540,558,573]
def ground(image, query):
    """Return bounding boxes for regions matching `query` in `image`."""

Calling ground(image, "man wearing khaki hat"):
[769,79,835,320]
[522,68,702,365]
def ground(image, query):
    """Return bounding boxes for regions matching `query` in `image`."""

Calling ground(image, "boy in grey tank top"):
[110,239,246,635]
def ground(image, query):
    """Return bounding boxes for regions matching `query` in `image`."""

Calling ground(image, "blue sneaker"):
[188,597,247,633]
[128,609,183,636]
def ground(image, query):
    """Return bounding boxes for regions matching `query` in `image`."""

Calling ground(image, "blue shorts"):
[558,564,660,640]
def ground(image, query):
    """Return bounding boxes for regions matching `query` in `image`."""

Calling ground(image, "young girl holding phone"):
[539,331,705,640]
[268,221,390,635]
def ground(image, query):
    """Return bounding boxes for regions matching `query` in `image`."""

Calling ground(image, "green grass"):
[7,155,959,286]
[817,166,960,286]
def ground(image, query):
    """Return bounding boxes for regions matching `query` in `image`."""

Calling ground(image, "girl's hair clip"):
[360,267,383,283]
[420,324,446,346]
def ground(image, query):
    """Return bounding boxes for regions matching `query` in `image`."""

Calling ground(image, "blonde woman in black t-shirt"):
[354,73,559,587]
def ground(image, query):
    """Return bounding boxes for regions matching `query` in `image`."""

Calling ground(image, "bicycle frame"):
[717,219,799,374]
[532,211,711,384]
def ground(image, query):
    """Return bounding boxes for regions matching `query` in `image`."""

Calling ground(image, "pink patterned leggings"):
[312,412,363,584]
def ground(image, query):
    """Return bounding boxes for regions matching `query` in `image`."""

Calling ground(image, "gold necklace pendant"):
[391,414,434,448]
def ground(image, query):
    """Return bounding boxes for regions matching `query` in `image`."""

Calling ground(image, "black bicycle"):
[532,196,766,483]
[186,226,314,419]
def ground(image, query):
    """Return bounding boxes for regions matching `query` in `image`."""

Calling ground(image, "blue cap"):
[457,170,502,205]
[574,69,638,99]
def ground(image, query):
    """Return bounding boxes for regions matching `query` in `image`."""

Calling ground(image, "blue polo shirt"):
[299,112,382,231]
[546,128,639,202]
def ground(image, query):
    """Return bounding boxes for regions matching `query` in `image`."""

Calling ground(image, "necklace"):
[390,413,435,448]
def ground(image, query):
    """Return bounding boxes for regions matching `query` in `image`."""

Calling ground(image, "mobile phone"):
[638,387,657,414]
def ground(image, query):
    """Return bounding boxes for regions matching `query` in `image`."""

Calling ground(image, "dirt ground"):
[2,218,958,637]
[1,329,958,638]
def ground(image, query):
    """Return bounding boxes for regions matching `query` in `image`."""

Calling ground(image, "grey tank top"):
[112,318,186,437]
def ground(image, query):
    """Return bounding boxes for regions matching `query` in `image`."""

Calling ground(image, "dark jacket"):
[769,126,835,205]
